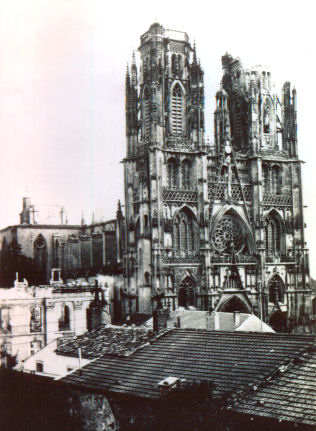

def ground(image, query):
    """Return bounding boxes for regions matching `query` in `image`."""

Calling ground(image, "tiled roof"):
[60,329,316,403]
[231,350,316,426]
[56,325,162,359]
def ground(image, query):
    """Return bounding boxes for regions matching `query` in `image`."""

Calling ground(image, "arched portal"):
[219,295,251,313]
[269,311,287,333]
[178,276,196,308]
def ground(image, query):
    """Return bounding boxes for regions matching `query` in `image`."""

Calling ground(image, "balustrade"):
[262,194,292,206]
[162,188,197,202]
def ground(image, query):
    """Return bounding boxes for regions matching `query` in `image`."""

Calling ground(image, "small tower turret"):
[214,88,231,156]
[282,81,297,157]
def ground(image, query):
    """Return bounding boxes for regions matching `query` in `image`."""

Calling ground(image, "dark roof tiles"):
[61,329,316,405]
[56,325,163,359]
[232,351,316,426]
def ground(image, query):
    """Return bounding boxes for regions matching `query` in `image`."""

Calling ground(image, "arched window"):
[135,219,140,242]
[33,235,47,282]
[171,84,184,135]
[180,220,188,251]
[188,221,194,251]
[178,55,183,73]
[138,248,142,274]
[144,215,149,236]
[30,306,42,333]
[143,87,150,139]
[262,164,270,193]
[54,239,60,268]
[181,160,191,189]
[172,54,177,74]
[58,305,70,331]
[168,159,179,188]
[271,166,282,195]
[173,209,197,257]
[263,100,270,134]
[265,213,282,255]
[174,222,180,251]
[144,272,150,285]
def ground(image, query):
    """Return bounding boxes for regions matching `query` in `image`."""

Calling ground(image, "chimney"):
[153,308,169,332]
[214,312,220,330]
[234,311,241,328]
[205,312,212,330]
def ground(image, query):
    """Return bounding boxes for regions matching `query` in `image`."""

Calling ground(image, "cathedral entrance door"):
[269,311,287,333]
[178,277,195,308]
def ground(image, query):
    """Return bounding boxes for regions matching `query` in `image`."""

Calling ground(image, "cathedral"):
[123,23,312,331]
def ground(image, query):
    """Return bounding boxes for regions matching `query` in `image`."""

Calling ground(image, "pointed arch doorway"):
[178,276,196,308]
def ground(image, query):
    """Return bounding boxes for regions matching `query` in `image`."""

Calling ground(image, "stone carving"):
[162,188,197,203]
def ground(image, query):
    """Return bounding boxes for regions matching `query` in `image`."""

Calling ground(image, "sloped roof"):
[231,350,316,426]
[144,310,274,332]
[236,314,275,333]
[56,325,162,359]
[60,329,315,402]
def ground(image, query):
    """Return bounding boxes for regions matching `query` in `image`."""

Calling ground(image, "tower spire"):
[193,41,197,64]
[131,52,137,87]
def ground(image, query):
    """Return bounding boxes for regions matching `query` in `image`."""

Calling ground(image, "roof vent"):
[157,376,180,389]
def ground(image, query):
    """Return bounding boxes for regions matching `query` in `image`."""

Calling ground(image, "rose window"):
[212,215,245,254]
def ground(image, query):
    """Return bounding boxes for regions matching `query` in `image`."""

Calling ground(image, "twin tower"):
[123,23,311,331]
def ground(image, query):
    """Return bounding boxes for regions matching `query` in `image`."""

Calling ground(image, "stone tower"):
[123,24,311,332]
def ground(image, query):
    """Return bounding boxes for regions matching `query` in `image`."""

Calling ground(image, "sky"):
[0,0,315,274]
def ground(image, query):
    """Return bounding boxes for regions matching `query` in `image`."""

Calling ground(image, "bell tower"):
[211,54,311,332]
[123,23,207,315]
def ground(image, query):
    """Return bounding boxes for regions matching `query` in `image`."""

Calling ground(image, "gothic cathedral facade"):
[123,23,311,331]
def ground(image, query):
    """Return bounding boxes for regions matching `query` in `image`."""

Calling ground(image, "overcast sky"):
[0,0,315,274]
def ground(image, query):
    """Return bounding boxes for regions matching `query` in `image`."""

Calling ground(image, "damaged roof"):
[60,329,315,413]
[231,349,316,426]
[56,325,162,359]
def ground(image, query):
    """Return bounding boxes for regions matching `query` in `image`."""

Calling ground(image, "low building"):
[0,197,124,286]
[0,273,123,366]
[59,329,316,431]
[0,281,93,366]
[22,325,160,378]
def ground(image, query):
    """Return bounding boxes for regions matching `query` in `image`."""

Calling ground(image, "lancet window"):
[265,213,282,254]
[271,166,282,195]
[263,100,270,134]
[168,159,179,188]
[173,209,196,257]
[171,84,184,135]
[143,87,150,139]
[263,164,270,193]
[181,160,191,189]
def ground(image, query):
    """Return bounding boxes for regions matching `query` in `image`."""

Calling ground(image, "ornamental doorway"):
[178,276,196,308]
[269,310,287,333]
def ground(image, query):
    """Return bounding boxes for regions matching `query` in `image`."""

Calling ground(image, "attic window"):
[36,361,43,373]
